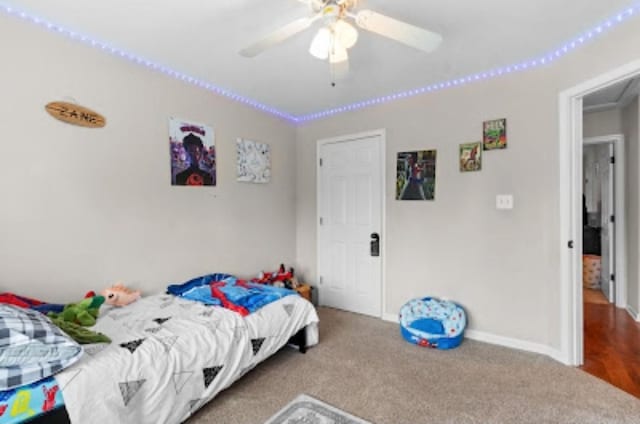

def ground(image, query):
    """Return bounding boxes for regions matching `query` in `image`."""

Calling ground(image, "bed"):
[2,292,318,424]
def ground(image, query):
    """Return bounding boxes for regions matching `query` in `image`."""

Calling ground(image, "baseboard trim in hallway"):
[626,304,640,321]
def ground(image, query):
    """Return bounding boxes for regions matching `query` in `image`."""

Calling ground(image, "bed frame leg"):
[290,327,307,354]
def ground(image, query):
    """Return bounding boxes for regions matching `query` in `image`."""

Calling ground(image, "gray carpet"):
[189,307,640,424]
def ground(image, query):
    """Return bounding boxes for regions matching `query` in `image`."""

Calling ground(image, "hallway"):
[581,289,640,398]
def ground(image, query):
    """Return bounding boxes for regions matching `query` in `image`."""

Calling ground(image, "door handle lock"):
[370,233,380,257]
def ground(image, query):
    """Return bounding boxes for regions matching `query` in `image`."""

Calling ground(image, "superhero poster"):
[169,117,216,186]
[396,150,437,200]
[460,141,482,172]
[483,118,507,150]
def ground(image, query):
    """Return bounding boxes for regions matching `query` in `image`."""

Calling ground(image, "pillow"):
[0,304,82,390]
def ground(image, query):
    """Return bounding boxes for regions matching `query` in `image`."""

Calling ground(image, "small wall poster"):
[460,142,482,172]
[483,118,507,150]
[237,138,271,183]
[396,150,437,200]
[169,118,216,186]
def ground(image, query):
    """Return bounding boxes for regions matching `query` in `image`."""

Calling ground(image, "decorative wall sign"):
[236,138,271,183]
[396,150,437,200]
[45,101,106,128]
[460,142,482,172]
[483,118,507,150]
[169,117,216,186]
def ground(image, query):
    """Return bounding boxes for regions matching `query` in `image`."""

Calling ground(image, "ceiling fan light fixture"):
[334,19,358,49]
[329,38,348,63]
[309,27,332,59]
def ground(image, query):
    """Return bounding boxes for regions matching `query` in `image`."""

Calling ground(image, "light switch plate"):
[496,194,514,210]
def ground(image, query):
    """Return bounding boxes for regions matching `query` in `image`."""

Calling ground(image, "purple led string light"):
[295,3,640,123]
[1,2,638,124]
[0,3,297,123]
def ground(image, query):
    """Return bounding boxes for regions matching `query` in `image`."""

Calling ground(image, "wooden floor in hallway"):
[581,288,640,398]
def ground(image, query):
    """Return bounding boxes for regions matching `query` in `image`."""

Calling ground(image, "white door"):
[318,132,383,317]
[599,143,615,303]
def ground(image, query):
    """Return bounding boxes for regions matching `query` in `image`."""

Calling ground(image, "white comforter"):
[55,293,319,424]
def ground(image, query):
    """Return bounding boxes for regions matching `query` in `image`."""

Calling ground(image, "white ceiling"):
[3,0,636,118]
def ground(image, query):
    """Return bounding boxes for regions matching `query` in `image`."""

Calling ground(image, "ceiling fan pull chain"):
[329,62,337,87]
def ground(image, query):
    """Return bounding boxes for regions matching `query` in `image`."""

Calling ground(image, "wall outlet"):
[496,194,514,210]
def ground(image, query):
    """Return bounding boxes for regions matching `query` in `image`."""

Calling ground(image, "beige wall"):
[0,16,296,302]
[2,8,639,349]
[622,96,639,315]
[583,109,622,138]
[295,21,640,349]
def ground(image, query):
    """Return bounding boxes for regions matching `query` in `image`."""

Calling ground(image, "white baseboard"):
[382,312,398,323]
[626,305,640,321]
[465,329,564,363]
[382,311,564,363]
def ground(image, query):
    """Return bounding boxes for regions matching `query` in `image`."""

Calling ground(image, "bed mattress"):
[54,293,319,424]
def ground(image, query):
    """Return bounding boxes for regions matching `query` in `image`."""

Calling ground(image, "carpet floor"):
[188,307,640,424]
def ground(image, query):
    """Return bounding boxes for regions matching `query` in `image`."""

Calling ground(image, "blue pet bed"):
[399,297,466,349]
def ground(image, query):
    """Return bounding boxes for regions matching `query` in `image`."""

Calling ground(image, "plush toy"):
[288,270,300,289]
[101,283,141,307]
[48,295,105,327]
[253,264,299,289]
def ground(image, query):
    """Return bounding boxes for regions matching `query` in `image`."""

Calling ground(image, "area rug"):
[264,394,372,424]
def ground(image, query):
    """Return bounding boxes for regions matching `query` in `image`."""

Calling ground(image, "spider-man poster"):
[396,150,437,200]
[169,117,216,186]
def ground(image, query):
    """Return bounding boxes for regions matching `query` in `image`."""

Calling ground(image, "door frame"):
[583,135,626,306]
[559,59,640,366]
[316,129,387,318]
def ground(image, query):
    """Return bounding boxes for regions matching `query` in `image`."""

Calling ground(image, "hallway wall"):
[622,96,640,317]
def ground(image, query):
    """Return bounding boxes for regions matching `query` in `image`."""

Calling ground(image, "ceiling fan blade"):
[296,0,325,10]
[354,10,442,53]
[239,16,318,58]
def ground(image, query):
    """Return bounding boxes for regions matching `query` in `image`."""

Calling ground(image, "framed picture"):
[169,118,216,186]
[396,150,437,200]
[236,138,271,183]
[483,118,507,150]
[460,142,482,172]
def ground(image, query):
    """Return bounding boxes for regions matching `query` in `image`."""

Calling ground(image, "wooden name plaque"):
[45,101,106,128]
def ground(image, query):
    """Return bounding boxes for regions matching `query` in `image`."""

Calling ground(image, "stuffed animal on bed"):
[48,295,112,344]
[253,264,299,289]
[47,295,105,327]
[101,283,141,307]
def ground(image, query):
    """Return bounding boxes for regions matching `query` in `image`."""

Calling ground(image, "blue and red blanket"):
[0,293,63,314]
[166,273,295,316]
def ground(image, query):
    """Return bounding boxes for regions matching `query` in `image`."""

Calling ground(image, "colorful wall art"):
[396,150,437,200]
[483,118,507,150]
[169,118,216,186]
[237,138,271,183]
[460,142,482,172]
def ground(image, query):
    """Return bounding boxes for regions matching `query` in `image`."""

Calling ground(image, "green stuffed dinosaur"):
[48,295,105,327]
[48,295,111,344]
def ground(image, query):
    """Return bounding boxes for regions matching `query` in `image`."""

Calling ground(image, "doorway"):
[582,136,622,304]
[559,60,639,367]
[316,129,386,318]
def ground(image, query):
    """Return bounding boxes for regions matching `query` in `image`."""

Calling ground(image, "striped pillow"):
[0,304,82,390]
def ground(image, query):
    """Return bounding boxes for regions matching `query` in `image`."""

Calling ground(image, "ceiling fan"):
[239,0,442,69]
